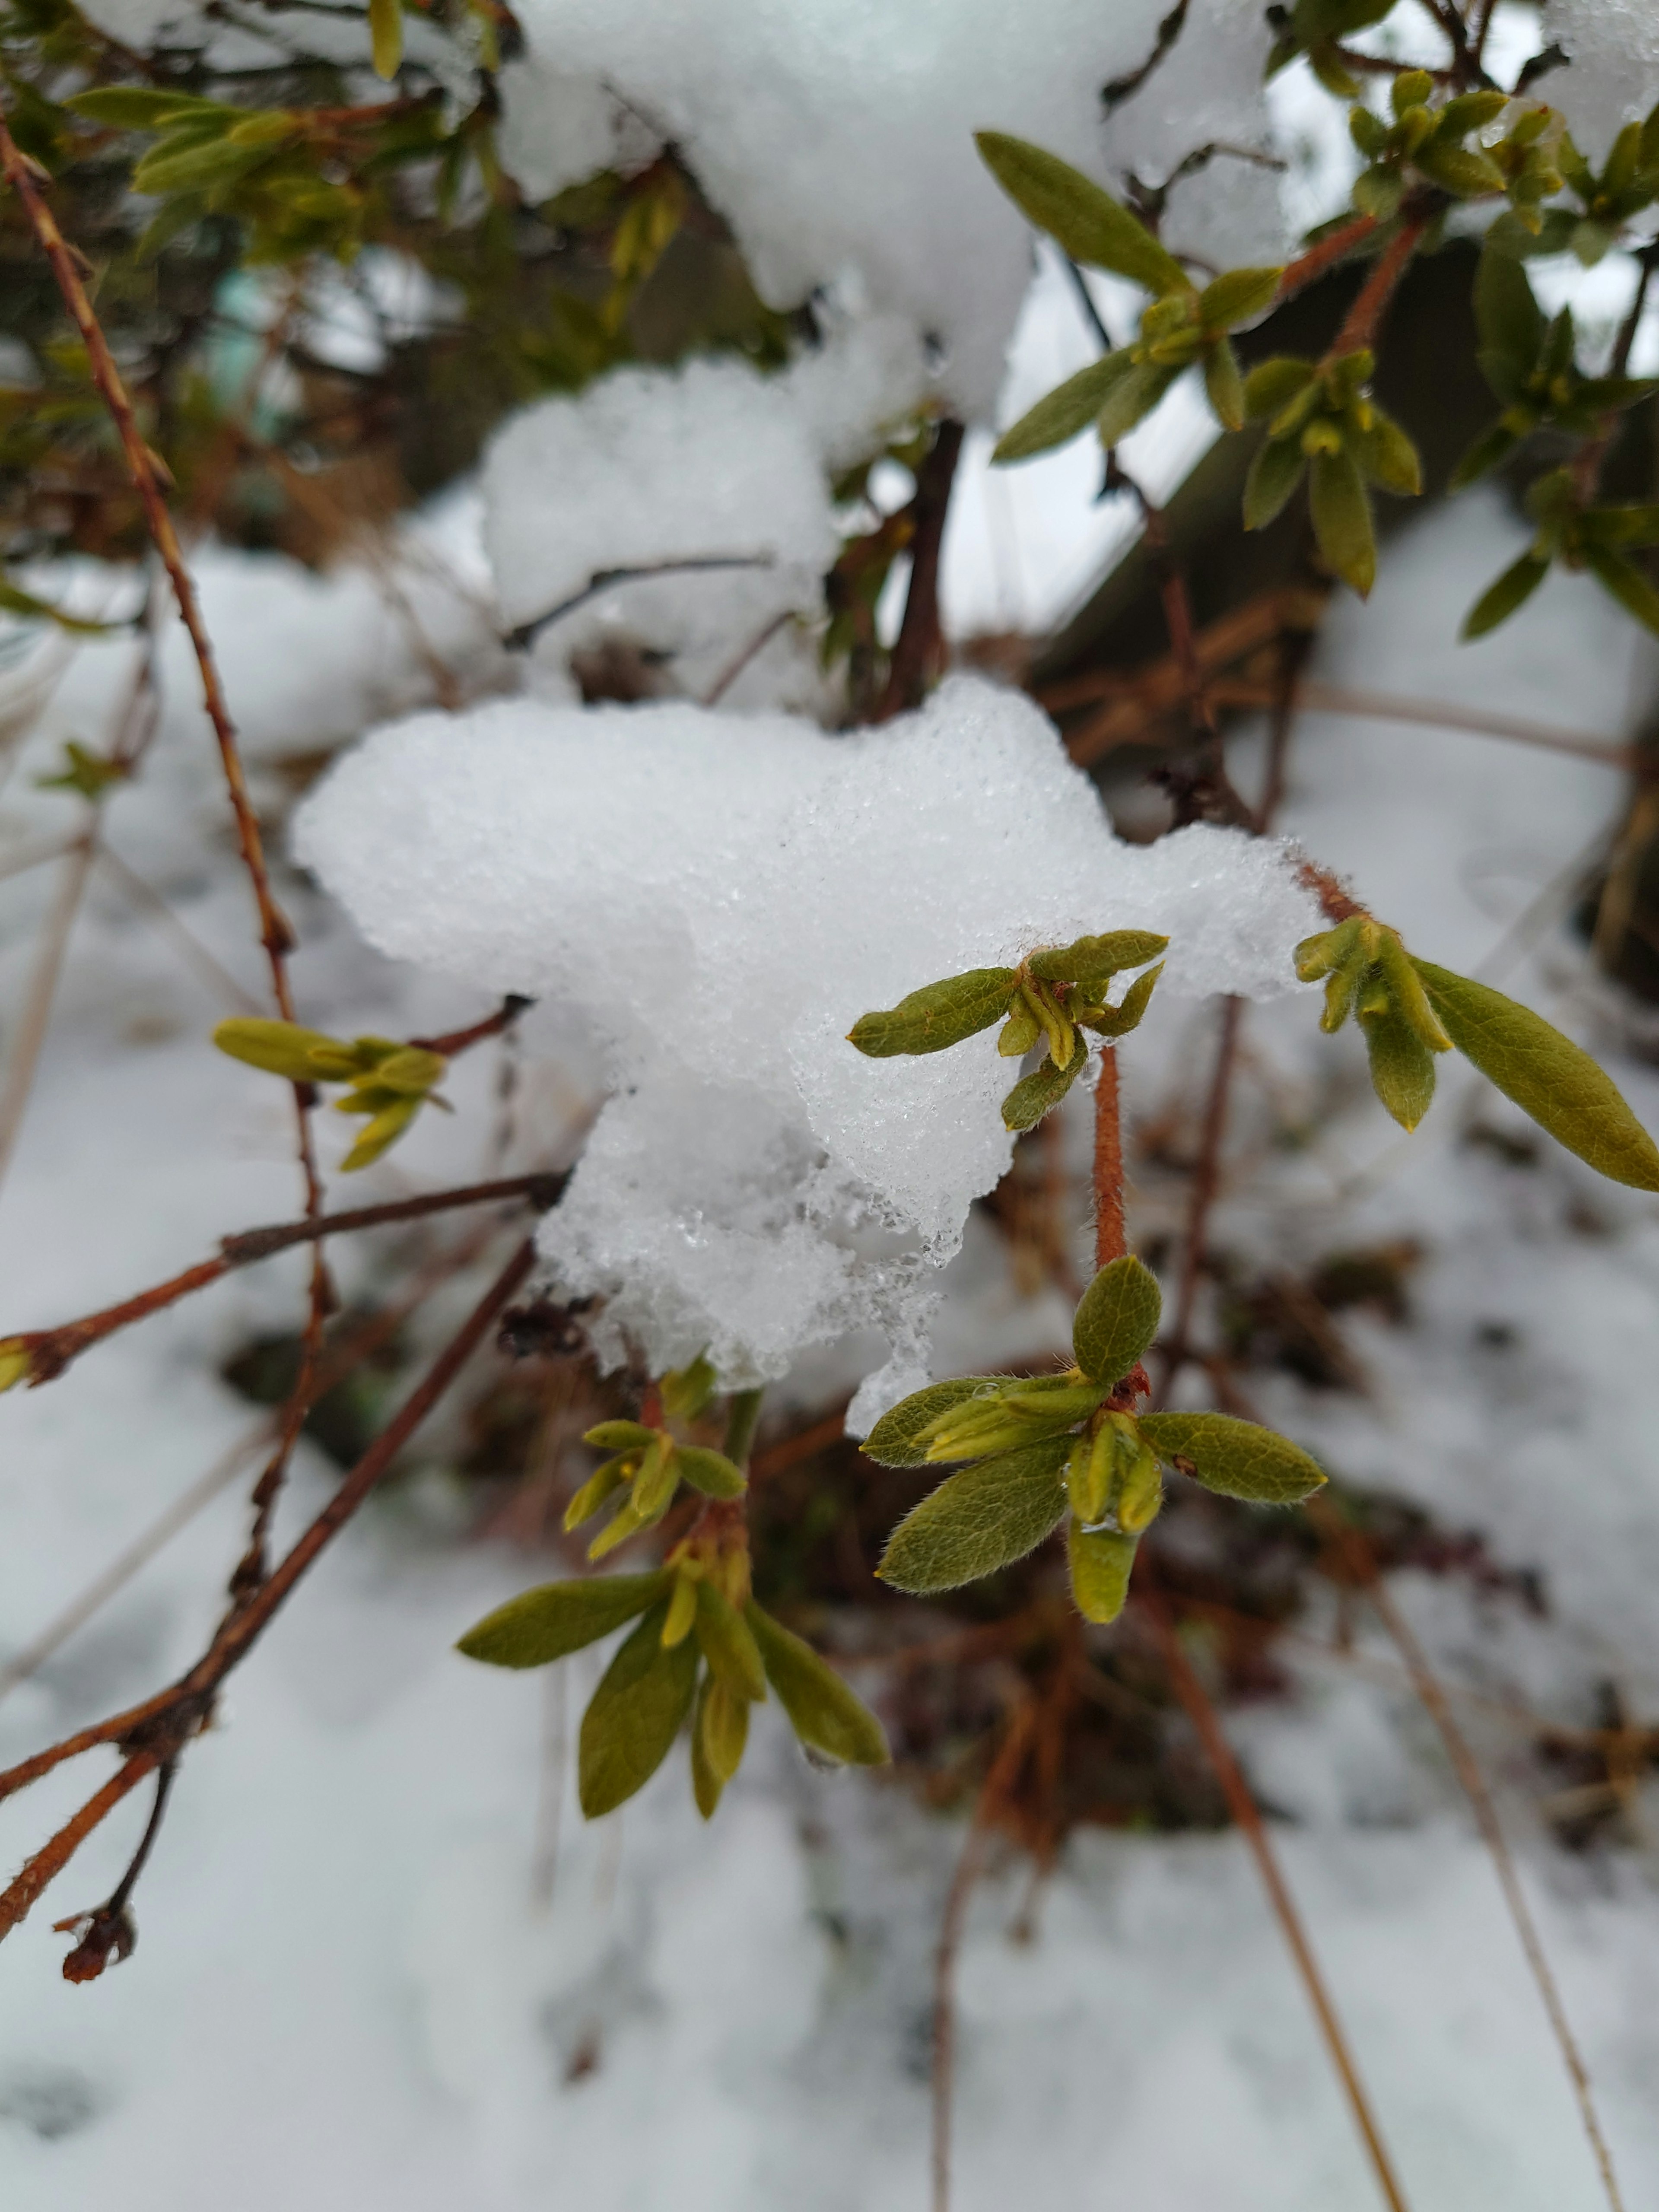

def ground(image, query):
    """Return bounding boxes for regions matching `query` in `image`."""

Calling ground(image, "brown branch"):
[409,995,532,1059]
[7,1170,568,1385]
[874,419,965,723]
[0,1237,536,1934]
[503,556,777,654]
[1311,1498,1628,2212]
[1330,211,1433,361]
[1274,213,1380,306]
[1093,1044,1126,1271]
[1137,1584,1412,2212]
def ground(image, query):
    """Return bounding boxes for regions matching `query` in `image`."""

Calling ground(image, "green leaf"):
[861,1377,1006,1467]
[1096,359,1181,448]
[339,1093,420,1170]
[1351,409,1421,497]
[1411,959,1659,1189]
[745,1603,889,1765]
[1138,1412,1327,1504]
[1197,266,1282,331]
[1243,356,1316,418]
[691,1677,725,1817]
[1079,960,1163,1039]
[1029,929,1169,985]
[584,1419,657,1451]
[68,88,231,130]
[363,1045,445,1094]
[877,1436,1071,1593]
[1203,335,1245,431]
[1361,1008,1438,1130]
[1071,1253,1162,1385]
[675,1446,747,1499]
[1461,550,1549,639]
[213,1017,355,1082]
[699,1676,750,1786]
[1309,445,1376,595]
[132,136,271,198]
[1001,1044,1088,1131]
[1474,249,1545,390]
[974,131,1192,295]
[1584,546,1659,636]
[1414,142,1505,198]
[1448,419,1520,493]
[848,967,1015,1057]
[1585,504,1659,550]
[578,1602,699,1816]
[992,353,1138,463]
[660,1351,717,1421]
[694,1583,768,1701]
[368,0,403,78]
[1243,437,1306,532]
[1067,1519,1139,1625]
[0,581,116,636]
[456,1570,669,1669]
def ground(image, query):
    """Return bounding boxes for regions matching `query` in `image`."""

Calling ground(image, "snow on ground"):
[6,394,1659,2212]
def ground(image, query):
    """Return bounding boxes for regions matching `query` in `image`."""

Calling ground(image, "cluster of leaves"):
[847,928,1166,1133]
[213,1016,450,1170]
[458,1360,887,1818]
[977,67,1659,633]
[1297,911,1659,1185]
[863,1255,1325,1622]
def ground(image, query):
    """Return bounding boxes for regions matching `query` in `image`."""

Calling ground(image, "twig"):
[0,832,98,1194]
[503,556,778,654]
[1330,212,1433,361]
[701,608,795,706]
[410,995,532,1057]
[874,420,966,722]
[56,1756,178,1981]
[1100,0,1190,117]
[1138,1586,1411,2212]
[1093,1044,1126,1270]
[1274,213,1380,305]
[0,1237,537,1935]
[1311,1497,1628,2212]
[8,1170,568,1384]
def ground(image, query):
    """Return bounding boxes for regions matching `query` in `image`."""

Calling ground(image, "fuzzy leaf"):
[456,1569,670,1669]
[1096,359,1180,447]
[1203,335,1246,430]
[1080,961,1163,1039]
[1351,409,1421,497]
[694,1582,768,1701]
[699,1676,750,1786]
[1028,928,1169,986]
[675,1445,747,1499]
[1361,1008,1438,1130]
[1309,445,1376,595]
[1001,1044,1087,1131]
[993,353,1138,463]
[1461,550,1549,638]
[1071,1253,1162,1385]
[745,1603,889,1765]
[1139,1412,1327,1504]
[861,1377,1005,1467]
[1243,356,1316,418]
[877,1437,1071,1594]
[1243,436,1306,532]
[1067,1519,1139,1624]
[1412,959,1659,1189]
[578,1602,699,1817]
[975,131,1192,295]
[1198,265,1282,331]
[848,968,1015,1057]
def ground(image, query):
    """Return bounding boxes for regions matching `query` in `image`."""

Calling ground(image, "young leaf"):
[974,132,1192,296]
[67,88,229,130]
[1067,1519,1139,1625]
[1197,266,1282,331]
[1096,359,1180,447]
[1584,547,1659,636]
[1361,1009,1438,1130]
[1138,1412,1327,1504]
[1351,410,1421,497]
[1461,550,1549,639]
[368,0,403,79]
[699,1676,750,1786]
[676,1446,747,1499]
[455,1570,671,1667]
[1448,419,1522,493]
[861,1377,1005,1467]
[1243,356,1316,418]
[213,1018,355,1082]
[877,1437,1071,1593]
[1001,1045,1087,1131]
[660,1351,717,1421]
[691,1676,725,1818]
[1309,445,1376,595]
[1079,961,1163,1039]
[1473,245,1546,388]
[694,1582,768,1701]
[1243,437,1306,532]
[1411,959,1659,1189]
[745,1603,889,1765]
[1028,928,1168,985]
[578,1602,699,1817]
[993,353,1138,463]
[1071,1253,1162,1385]
[848,968,1015,1056]
[340,1096,419,1170]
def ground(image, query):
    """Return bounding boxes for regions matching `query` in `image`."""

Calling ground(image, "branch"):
[1329,210,1433,360]
[1274,213,1381,308]
[874,419,965,722]
[502,556,778,654]
[410,993,533,1057]
[0,1237,537,1938]
[6,1171,568,1386]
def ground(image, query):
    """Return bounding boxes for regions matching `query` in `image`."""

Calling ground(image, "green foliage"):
[974,131,1190,295]
[455,1570,670,1667]
[212,1018,451,1170]
[1294,915,1449,1128]
[877,1436,1072,1592]
[1071,1254,1162,1386]
[1263,0,1396,96]
[0,578,116,635]
[1346,76,1511,217]
[35,739,128,799]
[1067,1519,1140,1625]
[846,968,1018,1056]
[744,1602,889,1768]
[1136,1413,1328,1505]
[578,1601,700,1818]
[565,1414,747,1561]
[1461,468,1659,641]
[1243,348,1419,597]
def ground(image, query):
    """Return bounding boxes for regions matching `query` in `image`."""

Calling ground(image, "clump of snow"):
[1542,0,1659,161]
[497,0,1286,420]
[294,674,1320,1398]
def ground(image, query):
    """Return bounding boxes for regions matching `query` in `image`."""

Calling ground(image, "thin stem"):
[1138,1586,1411,2212]
[702,609,795,706]
[1274,213,1379,306]
[874,419,965,722]
[0,833,97,1194]
[8,1170,567,1384]
[1330,212,1433,360]
[503,556,777,654]
[1092,1044,1126,1270]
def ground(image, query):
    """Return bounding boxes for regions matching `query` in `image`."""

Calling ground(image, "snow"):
[1542,0,1659,161]
[496,0,1285,421]
[292,676,1319,1395]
